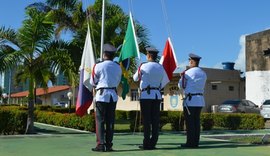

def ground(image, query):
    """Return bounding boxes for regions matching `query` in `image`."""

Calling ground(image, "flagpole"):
[129,12,140,60]
[100,0,106,61]
[168,37,178,66]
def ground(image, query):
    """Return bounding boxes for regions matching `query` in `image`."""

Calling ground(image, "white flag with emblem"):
[80,25,96,91]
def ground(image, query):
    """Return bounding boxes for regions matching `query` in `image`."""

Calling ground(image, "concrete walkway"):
[0,123,269,156]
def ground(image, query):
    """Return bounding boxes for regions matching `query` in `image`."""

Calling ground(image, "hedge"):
[35,105,76,113]
[167,111,185,131]
[127,111,264,131]
[35,110,95,132]
[127,110,185,132]
[0,105,266,134]
[212,113,265,130]
[0,107,28,135]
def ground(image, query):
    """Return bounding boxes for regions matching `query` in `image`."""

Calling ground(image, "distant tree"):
[0,8,76,134]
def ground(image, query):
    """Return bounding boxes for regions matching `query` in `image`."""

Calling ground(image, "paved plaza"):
[0,123,269,156]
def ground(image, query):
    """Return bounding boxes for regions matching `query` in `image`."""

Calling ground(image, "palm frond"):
[46,0,78,11]
[26,2,51,13]
[42,40,78,86]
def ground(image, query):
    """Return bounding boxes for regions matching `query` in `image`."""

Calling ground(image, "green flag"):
[119,12,140,62]
[118,12,140,100]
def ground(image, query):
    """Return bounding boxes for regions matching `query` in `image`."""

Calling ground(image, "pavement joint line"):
[0,133,54,138]
[35,122,92,134]
[202,133,269,137]
[202,136,232,142]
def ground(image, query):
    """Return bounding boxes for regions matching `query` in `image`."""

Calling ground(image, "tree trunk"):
[25,76,35,134]
[25,98,35,134]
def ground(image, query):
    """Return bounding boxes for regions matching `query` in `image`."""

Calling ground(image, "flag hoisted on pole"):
[118,12,140,100]
[159,37,178,81]
[76,25,96,117]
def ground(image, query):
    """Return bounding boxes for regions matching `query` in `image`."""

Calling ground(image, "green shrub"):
[201,113,214,130]
[128,111,142,132]
[35,111,95,132]
[115,110,128,120]
[213,113,264,130]
[82,113,96,132]
[167,111,184,131]
[0,107,27,135]
[128,110,171,132]
[238,114,264,130]
[35,105,53,111]
[159,111,169,130]
[35,105,76,113]
[4,104,262,134]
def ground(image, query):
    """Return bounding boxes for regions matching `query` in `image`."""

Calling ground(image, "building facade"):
[246,29,270,105]
[116,67,245,112]
[9,67,244,112]
[10,85,73,106]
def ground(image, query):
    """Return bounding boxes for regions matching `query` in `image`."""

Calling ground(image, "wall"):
[163,75,183,111]
[112,82,139,111]
[246,29,270,105]
[116,68,244,113]
[246,71,270,105]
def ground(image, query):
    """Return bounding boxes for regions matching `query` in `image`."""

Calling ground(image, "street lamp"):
[2,93,8,104]
[67,91,73,113]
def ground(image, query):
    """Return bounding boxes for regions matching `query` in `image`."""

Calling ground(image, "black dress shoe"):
[106,143,113,151]
[92,146,105,152]
[138,145,156,150]
[180,144,198,148]
[138,145,145,149]
[106,147,114,152]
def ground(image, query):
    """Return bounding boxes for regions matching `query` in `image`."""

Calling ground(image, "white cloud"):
[234,35,246,72]
[211,35,246,72]
[212,62,223,69]
[174,61,188,73]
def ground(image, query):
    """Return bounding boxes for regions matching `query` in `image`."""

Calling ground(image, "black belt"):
[96,87,117,95]
[186,93,203,101]
[141,87,160,92]
[141,87,160,95]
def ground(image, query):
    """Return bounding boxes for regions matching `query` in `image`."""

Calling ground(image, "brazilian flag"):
[118,12,140,100]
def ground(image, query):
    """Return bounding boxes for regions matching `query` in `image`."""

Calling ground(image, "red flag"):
[159,37,178,80]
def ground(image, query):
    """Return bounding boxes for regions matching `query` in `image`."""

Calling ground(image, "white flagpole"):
[129,12,140,60]
[100,0,105,61]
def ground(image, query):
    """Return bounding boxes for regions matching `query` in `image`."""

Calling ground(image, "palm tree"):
[28,0,151,73]
[0,8,76,134]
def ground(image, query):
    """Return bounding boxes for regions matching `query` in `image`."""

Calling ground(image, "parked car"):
[53,101,67,107]
[260,99,270,121]
[217,99,260,114]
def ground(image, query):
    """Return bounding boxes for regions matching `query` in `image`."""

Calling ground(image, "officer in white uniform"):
[178,53,207,148]
[90,44,122,152]
[133,47,169,150]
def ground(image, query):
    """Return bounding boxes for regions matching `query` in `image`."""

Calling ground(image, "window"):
[212,85,217,90]
[229,86,234,91]
[131,89,139,101]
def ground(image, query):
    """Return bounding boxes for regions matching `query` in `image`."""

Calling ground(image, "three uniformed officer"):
[90,44,122,152]
[178,53,207,148]
[133,47,169,150]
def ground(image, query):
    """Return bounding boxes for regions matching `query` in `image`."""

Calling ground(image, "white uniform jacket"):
[90,60,122,103]
[178,67,207,107]
[133,62,169,100]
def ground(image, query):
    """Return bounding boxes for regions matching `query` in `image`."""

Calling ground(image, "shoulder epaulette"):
[140,62,147,65]
[114,61,120,65]
[96,60,103,64]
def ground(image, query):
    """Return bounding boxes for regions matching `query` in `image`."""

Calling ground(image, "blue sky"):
[1,0,270,72]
